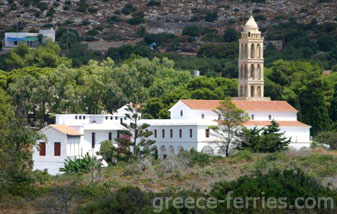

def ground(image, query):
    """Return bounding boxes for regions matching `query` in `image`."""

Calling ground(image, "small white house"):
[3,28,55,51]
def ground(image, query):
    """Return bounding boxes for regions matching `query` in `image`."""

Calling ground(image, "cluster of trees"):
[264,60,337,135]
[0,45,193,125]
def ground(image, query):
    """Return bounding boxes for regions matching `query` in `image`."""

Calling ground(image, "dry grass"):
[2,148,337,213]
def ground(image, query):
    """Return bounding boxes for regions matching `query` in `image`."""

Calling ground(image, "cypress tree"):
[307,79,331,135]
[329,84,337,128]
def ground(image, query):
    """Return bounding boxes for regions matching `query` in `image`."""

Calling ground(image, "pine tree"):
[116,103,155,160]
[239,120,290,153]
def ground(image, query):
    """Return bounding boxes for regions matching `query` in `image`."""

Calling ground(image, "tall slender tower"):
[237,16,269,101]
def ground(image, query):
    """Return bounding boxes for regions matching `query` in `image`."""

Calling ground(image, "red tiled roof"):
[244,121,310,127]
[49,125,82,136]
[180,99,298,112]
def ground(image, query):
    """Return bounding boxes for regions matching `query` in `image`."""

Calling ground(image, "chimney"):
[194,70,200,77]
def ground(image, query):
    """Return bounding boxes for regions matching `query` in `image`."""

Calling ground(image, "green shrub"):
[59,154,102,174]
[234,150,253,161]
[127,16,145,25]
[182,24,202,37]
[75,186,152,214]
[121,3,136,15]
[32,169,52,185]
[147,0,161,7]
[178,149,221,167]
[210,169,337,212]
[76,0,89,12]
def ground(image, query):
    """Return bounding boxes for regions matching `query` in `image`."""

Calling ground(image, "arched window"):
[201,114,205,119]
[201,146,214,154]
[251,86,255,97]
[245,44,248,58]
[257,86,261,97]
[240,86,243,96]
[245,64,248,79]
[177,146,184,153]
[257,65,261,79]
[240,66,244,79]
[241,44,244,59]
[257,44,261,58]
[180,110,183,117]
[248,32,251,38]
[169,145,175,154]
[250,64,255,79]
[251,44,255,58]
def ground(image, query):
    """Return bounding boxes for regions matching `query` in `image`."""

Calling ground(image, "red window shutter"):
[54,142,61,156]
[40,142,46,156]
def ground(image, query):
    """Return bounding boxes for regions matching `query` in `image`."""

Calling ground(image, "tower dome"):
[245,16,258,28]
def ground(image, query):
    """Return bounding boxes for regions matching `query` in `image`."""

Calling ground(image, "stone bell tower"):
[236,16,269,101]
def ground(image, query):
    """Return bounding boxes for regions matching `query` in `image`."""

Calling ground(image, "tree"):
[304,79,332,136]
[209,98,249,157]
[314,131,337,150]
[56,28,80,50]
[182,24,202,37]
[239,121,291,153]
[0,90,42,195]
[117,104,155,158]
[99,140,118,165]
[329,84,337,128]
[223,28,238,43]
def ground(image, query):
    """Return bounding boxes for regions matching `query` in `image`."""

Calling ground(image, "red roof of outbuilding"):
[48,125,82,136]
[180,99,298,112]
[244,121,310,127]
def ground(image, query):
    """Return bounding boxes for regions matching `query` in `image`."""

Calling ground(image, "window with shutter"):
[40,142,46,156]
[54,142,61,156]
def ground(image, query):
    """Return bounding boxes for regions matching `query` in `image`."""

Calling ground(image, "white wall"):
[56,114,126,126]
[146,124,199,158]
[169,101,194,119]
[83,130,118,154]
[33,128,68,175]
[247,111,297,121]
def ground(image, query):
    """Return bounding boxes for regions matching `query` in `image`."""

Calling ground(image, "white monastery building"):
[33,17,311,175]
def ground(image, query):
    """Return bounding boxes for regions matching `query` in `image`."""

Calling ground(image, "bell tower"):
[237,16,269,101]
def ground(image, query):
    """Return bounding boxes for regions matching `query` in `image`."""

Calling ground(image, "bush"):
[234,150,253,161]
[127,16,145,25]
[59,154,102,174]
[178,149,221,167]
[121,3,136,15]
[205,12,218,22]
[144,33,177,46]
[210,168,337,212]
[314,131,337,149]
[182,24,202,37]
[75,187,152,214]
[33,169,52,185]
[147,0,160,7]
[76,0,89,12]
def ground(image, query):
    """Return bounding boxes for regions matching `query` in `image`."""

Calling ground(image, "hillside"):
[2,148,337,213]
[1,0,336,42]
